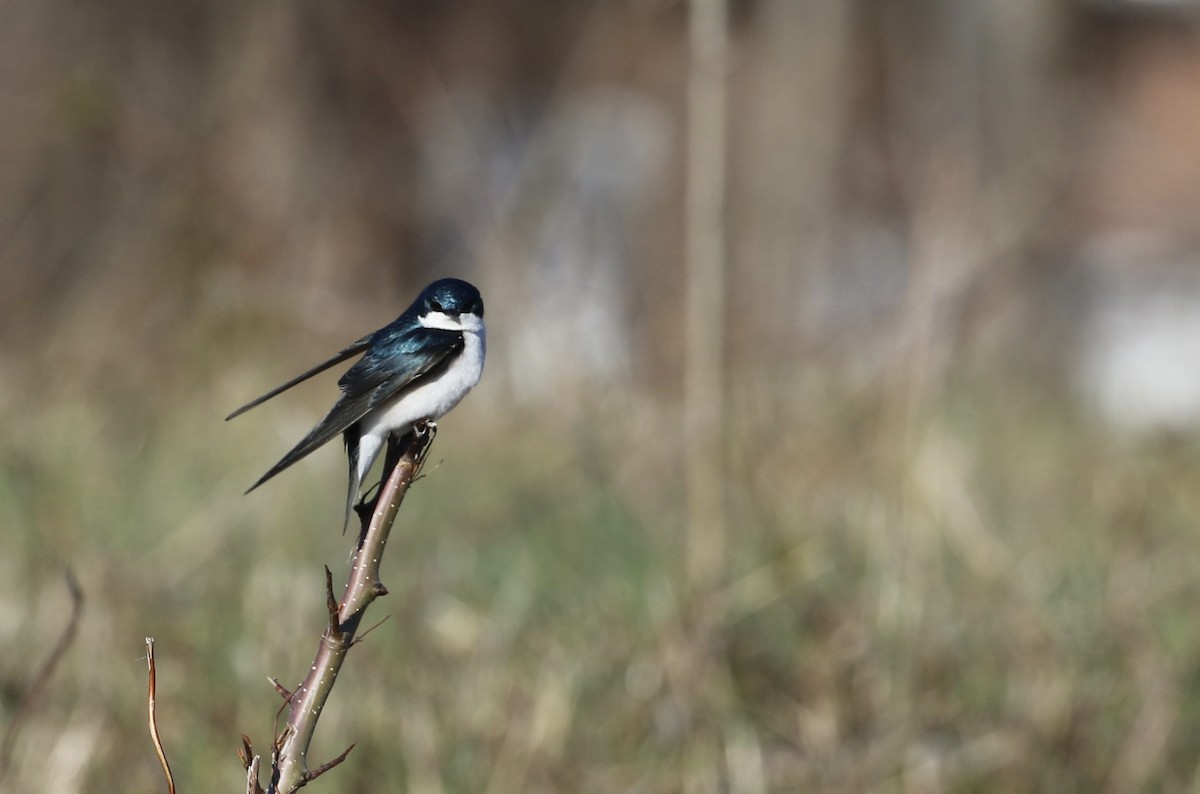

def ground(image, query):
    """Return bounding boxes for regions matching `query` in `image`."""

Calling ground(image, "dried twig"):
[0,568,84,777]
[240,735,263,794]
[265,422,437,793]
[145,637,176,794]
[304,742,356,781]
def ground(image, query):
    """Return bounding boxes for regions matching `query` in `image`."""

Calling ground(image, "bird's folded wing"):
[337,326,463,398]
[241,327,463,494]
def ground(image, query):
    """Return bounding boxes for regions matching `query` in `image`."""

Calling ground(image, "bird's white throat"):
[420,310,484,332]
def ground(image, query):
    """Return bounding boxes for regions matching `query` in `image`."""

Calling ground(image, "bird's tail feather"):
[225,334,372,421]
[343,428,361,535]
[244,410,354,495]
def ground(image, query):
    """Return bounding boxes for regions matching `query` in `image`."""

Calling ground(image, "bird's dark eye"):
[430,299,443,312]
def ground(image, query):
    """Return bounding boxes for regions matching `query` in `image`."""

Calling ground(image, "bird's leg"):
[352,495,373,538]
[355,483,381,516]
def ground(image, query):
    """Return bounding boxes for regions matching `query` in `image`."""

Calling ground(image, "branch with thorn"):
[240,420,437,793]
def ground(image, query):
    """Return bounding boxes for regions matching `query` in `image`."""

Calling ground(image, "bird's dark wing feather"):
[337,325,463,398]
[244,326,463,494]
[245,387,379,493]
[225,332,373,421]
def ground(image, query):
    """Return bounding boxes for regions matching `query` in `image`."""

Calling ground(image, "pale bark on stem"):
[268,424,436,794]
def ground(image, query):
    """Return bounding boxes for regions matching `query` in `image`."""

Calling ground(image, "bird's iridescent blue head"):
[416,278,485,331]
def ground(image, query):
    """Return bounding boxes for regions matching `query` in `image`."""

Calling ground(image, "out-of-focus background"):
[3,0,1200,791]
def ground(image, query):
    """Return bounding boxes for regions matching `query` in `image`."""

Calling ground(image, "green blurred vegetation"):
[5,322,1200,790]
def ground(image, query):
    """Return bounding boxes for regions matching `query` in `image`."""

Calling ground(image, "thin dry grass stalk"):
[145,637,176,794]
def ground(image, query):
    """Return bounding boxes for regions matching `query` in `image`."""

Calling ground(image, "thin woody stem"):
[270,424,435,793]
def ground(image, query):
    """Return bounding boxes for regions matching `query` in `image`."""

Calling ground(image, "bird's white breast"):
[360,322,486,439]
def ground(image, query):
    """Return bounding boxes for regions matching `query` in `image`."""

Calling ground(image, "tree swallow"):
[227,277,486,530]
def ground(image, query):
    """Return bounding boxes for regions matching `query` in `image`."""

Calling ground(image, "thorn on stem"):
[267,677,293,701]
[303,743,356,783]
[238,734,254,769]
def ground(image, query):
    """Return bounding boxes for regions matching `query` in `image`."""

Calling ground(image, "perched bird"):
[228,277,486,530]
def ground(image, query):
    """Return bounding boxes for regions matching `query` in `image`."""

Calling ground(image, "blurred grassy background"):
[4,1,1200,791]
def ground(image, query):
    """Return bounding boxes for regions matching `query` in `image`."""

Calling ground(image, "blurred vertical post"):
[685,0,728,591]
